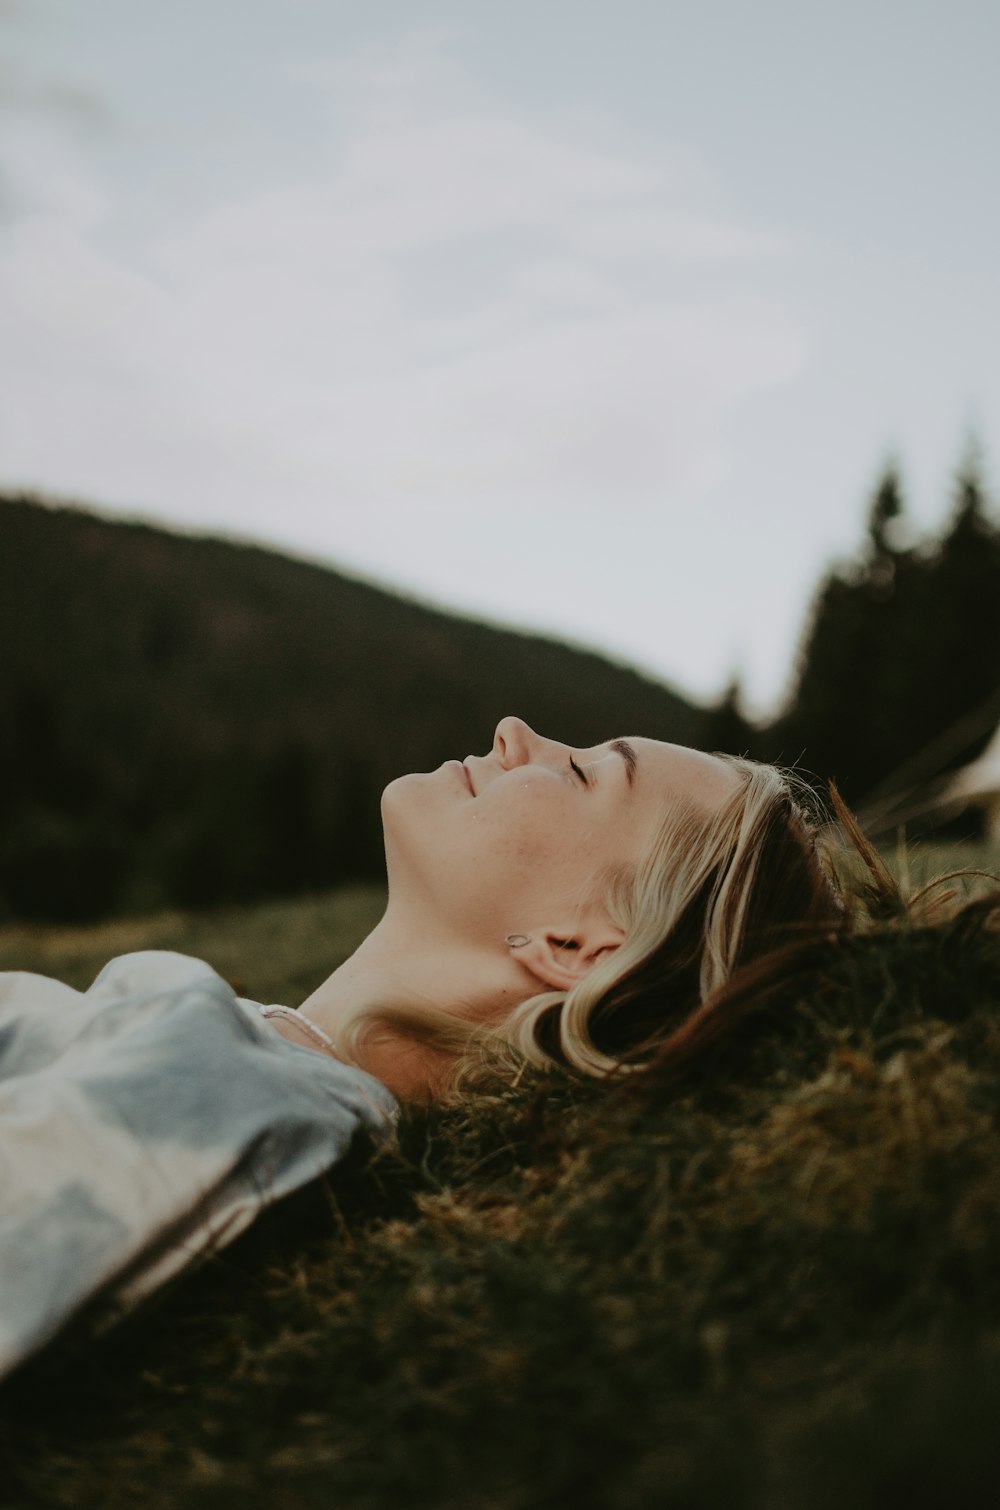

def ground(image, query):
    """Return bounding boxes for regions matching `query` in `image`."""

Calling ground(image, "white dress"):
[0,949,397,1381]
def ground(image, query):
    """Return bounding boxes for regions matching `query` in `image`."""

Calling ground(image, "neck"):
[297,910,519,1099]
[299,911,453,1028]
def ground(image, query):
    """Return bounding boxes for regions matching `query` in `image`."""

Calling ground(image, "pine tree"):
[767,443,1000,807]
[866,459,906,565]
[915,444,1000,758]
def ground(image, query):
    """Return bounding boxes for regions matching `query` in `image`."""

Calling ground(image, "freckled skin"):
[381,715,741,948]
[297,716,741,1099]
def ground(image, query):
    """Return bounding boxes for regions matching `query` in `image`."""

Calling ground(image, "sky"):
[1,0,997,715]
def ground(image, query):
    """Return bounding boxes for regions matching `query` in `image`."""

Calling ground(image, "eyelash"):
[569,757,589,786]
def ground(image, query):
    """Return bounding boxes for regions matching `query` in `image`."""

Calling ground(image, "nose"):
[493,715,539,768]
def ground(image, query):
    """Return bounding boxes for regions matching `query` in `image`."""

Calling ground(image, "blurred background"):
[1,0,999,923]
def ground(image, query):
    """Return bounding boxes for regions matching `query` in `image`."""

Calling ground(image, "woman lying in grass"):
[260,714,846,1098]
[1,712,994,1385]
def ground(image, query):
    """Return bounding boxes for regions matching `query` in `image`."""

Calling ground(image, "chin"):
[379,770,432,853]
[380,769,422,813]
[379,774,441,905]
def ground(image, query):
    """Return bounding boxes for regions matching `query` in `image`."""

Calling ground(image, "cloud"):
[0,31,807,687]
[0,50,112,227]
[0,54,110,126]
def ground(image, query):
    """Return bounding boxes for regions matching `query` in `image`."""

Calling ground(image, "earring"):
[504,933,531,948]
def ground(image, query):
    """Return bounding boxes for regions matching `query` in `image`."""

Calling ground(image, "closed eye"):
[569,756,590,786]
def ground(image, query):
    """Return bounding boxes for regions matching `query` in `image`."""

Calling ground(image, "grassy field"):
[1,843,999,1509]
[0,883,388,1006]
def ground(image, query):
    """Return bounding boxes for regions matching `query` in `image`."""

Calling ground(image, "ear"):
[513,921,624,993]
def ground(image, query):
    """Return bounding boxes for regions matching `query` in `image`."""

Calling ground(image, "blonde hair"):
[331,756,845,1096]
[502,757,841,1080]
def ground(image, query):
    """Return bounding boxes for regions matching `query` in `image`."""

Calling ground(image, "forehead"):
[629,737,743,814]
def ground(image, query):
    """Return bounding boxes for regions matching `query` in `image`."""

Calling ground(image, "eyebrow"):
[610,738,638,789]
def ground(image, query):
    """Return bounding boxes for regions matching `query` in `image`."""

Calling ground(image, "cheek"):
[472,790,587,894]
[383,772,589,927]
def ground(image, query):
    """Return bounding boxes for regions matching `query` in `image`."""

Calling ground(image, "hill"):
[2,866,999,1508]
[0,493,703,921]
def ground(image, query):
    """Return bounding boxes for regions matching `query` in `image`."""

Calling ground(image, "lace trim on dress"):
[257,1004,340,1059]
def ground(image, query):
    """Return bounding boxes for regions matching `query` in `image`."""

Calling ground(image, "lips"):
[446,759,474,794]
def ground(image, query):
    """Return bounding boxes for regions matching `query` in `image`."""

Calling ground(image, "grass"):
[0,883,386,1005]
[1,844,999,1509]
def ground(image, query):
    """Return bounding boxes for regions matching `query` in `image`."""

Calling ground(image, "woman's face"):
[381,716,741,947]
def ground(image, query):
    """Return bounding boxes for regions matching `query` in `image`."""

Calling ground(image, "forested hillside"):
[6,445,998,924]
[0,493,702,921]
[706,449,1000,816]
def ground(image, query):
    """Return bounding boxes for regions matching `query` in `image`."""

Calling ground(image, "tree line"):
[0,493,699,922]
[704,444,1000,815]
[2,447,997,923]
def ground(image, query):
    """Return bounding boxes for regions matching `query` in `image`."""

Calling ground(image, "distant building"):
[943,719,1000,842]
[856,695,1000,842]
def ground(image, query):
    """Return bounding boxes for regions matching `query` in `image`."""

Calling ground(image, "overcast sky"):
[1,0,997,714]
